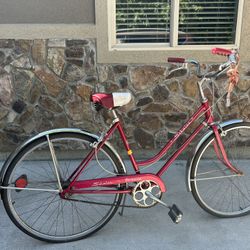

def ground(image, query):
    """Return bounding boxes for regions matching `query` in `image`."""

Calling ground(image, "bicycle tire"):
[190,122,250,217]
[2,132,126,243]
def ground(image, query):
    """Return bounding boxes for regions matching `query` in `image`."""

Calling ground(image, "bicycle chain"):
[65,197,151,209]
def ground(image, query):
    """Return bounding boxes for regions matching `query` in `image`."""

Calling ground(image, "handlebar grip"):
[167,57,185,63]
[211,48,233,57]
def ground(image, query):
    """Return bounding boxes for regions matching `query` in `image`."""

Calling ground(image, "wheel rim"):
[4,135,122,241]
[193,125,250,216]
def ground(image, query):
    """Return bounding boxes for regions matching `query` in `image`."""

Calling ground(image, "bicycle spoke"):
[19,195,59,217]
[74,202,98,225]
[15,193,55,209]
[46,200,61,235]
[41,162,56,182]
[18,165,51,181]
[12,190,48,200]
[75,201,92,228]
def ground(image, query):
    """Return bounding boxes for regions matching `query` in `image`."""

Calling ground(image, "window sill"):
[111,43,238,52]
[97,43,238,64]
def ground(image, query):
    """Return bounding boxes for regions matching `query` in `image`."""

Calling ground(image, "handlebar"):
[211,48,232,57]
[167,48,239,79]
[168,57,202,77]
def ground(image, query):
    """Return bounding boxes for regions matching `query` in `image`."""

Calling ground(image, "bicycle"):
[0,48,249,243]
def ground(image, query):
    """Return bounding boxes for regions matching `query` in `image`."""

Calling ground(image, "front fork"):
[212,125,242,175]
[202,98,242,176]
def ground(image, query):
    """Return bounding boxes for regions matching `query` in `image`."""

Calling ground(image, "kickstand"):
[119,194,127,216]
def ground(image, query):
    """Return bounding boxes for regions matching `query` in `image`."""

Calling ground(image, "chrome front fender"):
[186,119,244,192]
[0,128,127,188]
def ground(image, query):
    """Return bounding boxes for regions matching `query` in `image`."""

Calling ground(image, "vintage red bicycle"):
[1,48,250,243]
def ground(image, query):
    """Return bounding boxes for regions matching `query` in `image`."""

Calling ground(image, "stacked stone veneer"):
[0,39,250,154]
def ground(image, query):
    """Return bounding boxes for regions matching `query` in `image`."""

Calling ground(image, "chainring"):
[132,180,162,208]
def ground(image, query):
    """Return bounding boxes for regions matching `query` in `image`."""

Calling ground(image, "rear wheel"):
[191,122,250,217]
[2,132,125,242]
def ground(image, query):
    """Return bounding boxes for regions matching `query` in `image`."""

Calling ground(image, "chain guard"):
[63,180,163,209]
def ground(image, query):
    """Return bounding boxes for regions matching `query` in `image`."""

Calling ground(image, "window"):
[116,1,171,44]
[178,0,238,45]
[114,0,242,48]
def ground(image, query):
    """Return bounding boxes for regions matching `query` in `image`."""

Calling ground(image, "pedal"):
[145,191,183,224]
[168,204,183,224]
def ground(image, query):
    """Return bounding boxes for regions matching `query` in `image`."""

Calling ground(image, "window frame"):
[109,0,244,51]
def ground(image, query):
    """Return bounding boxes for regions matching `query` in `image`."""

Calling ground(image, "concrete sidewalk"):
[0,161,249,250]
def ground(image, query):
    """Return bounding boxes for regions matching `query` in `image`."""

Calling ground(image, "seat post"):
[110,109,120,123]
[197,78,208,103]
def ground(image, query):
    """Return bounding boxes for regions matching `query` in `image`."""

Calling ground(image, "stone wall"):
[0,39,250,155]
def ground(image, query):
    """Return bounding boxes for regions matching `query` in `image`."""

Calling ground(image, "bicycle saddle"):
[91,92,132,109]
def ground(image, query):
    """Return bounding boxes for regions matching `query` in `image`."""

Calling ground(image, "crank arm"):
[145,191,170,208]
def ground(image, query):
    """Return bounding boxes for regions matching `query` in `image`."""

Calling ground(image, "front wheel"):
[191,122,250,218]
[2,132,126,243]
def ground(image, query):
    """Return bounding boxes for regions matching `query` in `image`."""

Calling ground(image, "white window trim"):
[170,0,179,47]
[109,0,244,52]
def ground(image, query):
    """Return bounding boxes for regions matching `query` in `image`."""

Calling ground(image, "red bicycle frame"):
[62,99,240,197]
